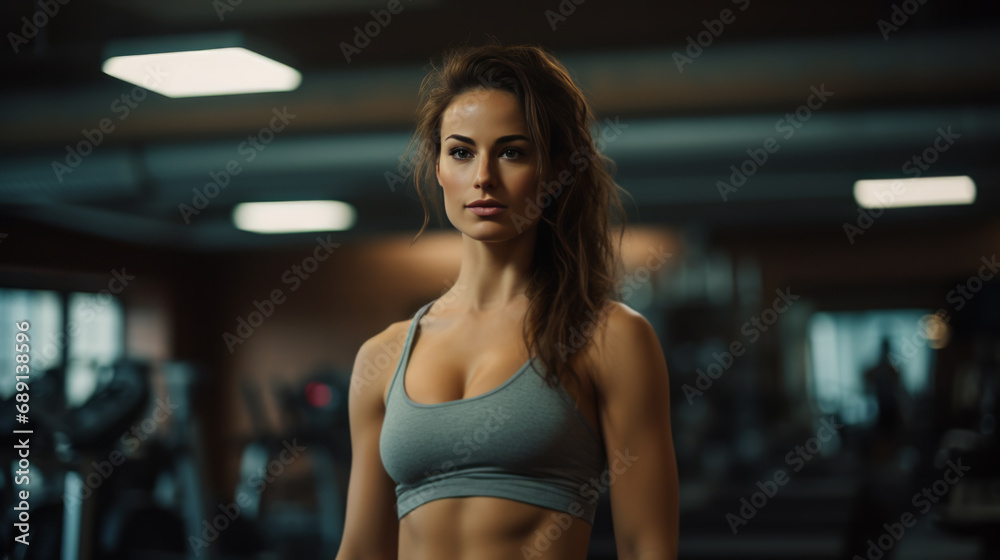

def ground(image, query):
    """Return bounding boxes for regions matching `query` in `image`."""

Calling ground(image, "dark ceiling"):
[1,0,999,250]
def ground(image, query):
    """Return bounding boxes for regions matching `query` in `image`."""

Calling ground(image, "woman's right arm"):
[335,327,403,560]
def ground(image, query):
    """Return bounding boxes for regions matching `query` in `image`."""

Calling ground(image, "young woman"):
[336,43,678,560]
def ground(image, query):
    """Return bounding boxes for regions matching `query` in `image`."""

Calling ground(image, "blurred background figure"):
[863,337,911,463]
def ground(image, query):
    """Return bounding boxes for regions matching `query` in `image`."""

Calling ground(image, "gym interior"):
[1,0,999,559]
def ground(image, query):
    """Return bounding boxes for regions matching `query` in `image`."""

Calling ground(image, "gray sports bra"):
[379,299,607,524]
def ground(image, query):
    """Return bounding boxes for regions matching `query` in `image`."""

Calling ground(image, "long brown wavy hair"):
[404,42,629,391]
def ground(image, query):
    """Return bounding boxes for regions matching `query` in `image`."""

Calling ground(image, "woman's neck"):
[447,232,536,312]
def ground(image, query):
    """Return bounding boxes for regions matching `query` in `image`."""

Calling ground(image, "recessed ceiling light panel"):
[233,200,356,234]
[853,176,976,209]
[102,33,301,98]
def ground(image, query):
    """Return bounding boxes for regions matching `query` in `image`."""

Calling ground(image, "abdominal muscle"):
[398,496,593,560]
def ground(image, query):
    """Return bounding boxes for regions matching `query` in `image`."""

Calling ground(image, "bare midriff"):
[397,495,594,560]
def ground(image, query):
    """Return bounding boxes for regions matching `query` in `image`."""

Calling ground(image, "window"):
[807,309,933,425]
[0,288,124,406]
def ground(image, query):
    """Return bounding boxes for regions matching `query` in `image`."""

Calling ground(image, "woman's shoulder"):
[358,298,439,359]
[350,313,418,394]
[583,299,664,385]
[594,299,654,340]
[358,317,413,361]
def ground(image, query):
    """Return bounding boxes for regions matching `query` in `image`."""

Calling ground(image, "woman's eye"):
[449,147,472,159]
[500,147,523,159]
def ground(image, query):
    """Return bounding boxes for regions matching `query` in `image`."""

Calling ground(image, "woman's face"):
[436,88,540,242]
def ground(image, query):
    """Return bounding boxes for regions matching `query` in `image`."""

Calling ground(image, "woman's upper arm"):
[590,303,679,560]
[336,327,403,560]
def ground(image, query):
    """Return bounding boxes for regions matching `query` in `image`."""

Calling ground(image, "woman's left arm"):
[589,303,679,560]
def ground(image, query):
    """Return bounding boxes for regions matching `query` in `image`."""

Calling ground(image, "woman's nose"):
[474,157,494,189]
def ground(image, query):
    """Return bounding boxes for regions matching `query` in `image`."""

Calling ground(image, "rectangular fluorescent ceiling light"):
[853,176,976,209]
[103,47,300,98]
[233,201,356,234]
[102,33,300,98]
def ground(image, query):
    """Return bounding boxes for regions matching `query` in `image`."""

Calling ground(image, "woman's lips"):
[466,206,505,216]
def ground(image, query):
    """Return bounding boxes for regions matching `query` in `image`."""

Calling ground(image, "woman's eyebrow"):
[444,134,531,145]
[496,134,531,144]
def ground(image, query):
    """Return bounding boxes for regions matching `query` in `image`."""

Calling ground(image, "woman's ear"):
[435,160,442,188]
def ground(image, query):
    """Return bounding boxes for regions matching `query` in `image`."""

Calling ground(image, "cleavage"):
[405,322,530,405]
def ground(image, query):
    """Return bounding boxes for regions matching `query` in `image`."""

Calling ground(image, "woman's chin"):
[457,225,529,243]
